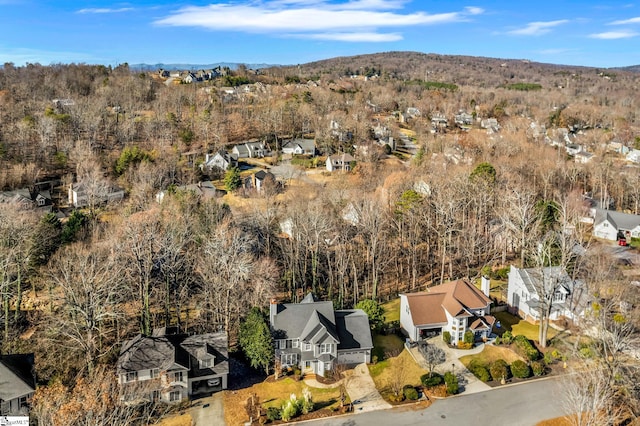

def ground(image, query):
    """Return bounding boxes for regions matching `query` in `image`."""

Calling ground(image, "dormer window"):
[200,356,214,369]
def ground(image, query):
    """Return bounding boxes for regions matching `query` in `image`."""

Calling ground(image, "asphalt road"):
[303,376,567,426]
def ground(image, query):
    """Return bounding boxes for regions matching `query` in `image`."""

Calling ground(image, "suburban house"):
[0,187,53,212]
[593,208,640,241]
[156,181,221,204]
[281,138,316,156]
[0,353,36,415]
[507,265,586,323]
[232,141,268,159]
[117,328,228,404]
[326,153,355,172]
[269,294,373,376]
[400,279,494,344]
[626,149,640,163]
[68,182,124,208]
[200,151,238,172]
[243,170,277,193]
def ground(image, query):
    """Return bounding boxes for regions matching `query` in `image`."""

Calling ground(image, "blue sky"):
[1,0,640,68]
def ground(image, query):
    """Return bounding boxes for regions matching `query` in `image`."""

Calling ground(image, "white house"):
[281,138,316,156]
[232,141,267,159]
[68,182,124,208]
[400,279,494,344]
[593,208,640,241]
[326,153,355,172]
[507,265,586,323]
[200,151,238,172]
[626,149,640,163]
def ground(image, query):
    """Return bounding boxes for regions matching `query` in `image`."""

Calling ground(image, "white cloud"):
[154,0,483,42]
[77,7,133,14]
[589,30,638,39]
[304,32,403,41]
[507,20,569,36]
[610,16,640,25]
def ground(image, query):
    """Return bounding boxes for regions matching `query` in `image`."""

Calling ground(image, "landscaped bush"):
[420,372,444,388]
[442,331,451,344]
[494,336,502,345]
[501,330,513,345]
[464,330,475,345]
[531,361,545,376]
[472,365,491,382]
[266,406,281,422]
[543,351,554,365]
[510,360,531,378]
[281,399,299,422]
[514,335,540,361]
[579,347,594,358]
[403,385,419,401]
[489,359,510,382]
[387,392,405,403]
[444,371,459,395]
[457,341,473,350]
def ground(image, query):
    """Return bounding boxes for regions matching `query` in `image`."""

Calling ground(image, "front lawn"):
[492,311,558,341]
[459,344,523,368]
[371,333,404,363]
[368,349,428,398]
[223,377,342,426]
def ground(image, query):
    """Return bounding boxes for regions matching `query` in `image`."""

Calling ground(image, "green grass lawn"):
[492,311,558,341]
[380,298,400,324]
[459,344,523,368]
[371,333,404,362]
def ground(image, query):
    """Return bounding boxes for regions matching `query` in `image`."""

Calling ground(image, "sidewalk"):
[407,337,491,394]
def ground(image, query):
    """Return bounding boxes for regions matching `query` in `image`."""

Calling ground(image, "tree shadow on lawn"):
[227,352,268,391]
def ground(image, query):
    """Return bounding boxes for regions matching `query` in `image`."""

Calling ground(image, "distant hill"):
[615,65,640,73]
[130,62,277,71]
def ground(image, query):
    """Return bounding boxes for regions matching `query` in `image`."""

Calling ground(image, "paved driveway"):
[190,391,225,426]
[343,363,392,412]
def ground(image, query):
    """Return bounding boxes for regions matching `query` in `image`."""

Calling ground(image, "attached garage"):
[337,350,369,366]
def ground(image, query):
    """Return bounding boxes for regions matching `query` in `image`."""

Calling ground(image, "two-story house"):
[281,138,317,156]
[117,328,228,404]
[507,265,587,323]
[325,153,355,172]
[200,151,238,172]
[0,353,36,415]
[269,294,372,376]
[400,279,494,344]
[232,141,268,159]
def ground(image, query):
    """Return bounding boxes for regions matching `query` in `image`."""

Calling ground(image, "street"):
[303,376,567,426]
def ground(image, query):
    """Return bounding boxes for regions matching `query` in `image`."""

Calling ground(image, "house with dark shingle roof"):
[269,293,373,376]
[117,328,228,404]
[400,279,494,344]
[0,353,35,415]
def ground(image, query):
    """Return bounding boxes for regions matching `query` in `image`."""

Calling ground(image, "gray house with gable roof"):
[593,208,640,241]
[269,294,372,376]
[117,328,228,404]
[0,353,36,415]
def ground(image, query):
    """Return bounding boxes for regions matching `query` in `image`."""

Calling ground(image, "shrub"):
[490,359,510,382]
[494,336,502,345]
[420,372,444,388]
[442,331,451,344]
[543,351,554,365]
[510,360,531,378]
[281,399,299,422]
[444,371,459,395]
[514,335,540,361]
[579,347,594,358]
[472,366,491,382]
[464,330,475,345]
[501,330,513,345]
[387,392,405,403]
[266,407,281,422]
[403,385,419,401]
[531,361,545,377]
[457,341,473,350]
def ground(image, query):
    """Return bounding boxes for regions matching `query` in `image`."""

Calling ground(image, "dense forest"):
[1,51,639,424]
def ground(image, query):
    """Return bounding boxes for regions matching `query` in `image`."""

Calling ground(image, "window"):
[303,343,312,351]
[124,371,138,383]
[150,390,160,401]
[292,339,299,348]
[281,353,297,366]
[169,391,181,402]
[320,343,333,354]
[324,362,331,371]
[172,371,184,383]
[200,357,214,369]
[150,368,159,379]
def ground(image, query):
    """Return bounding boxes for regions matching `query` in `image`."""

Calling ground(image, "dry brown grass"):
[536,416,573,426]
[223,377,342,426]
[369,349,428,392]
[156,413,193,426]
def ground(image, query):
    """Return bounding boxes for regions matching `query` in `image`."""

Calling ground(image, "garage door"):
[338,351,366,365]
